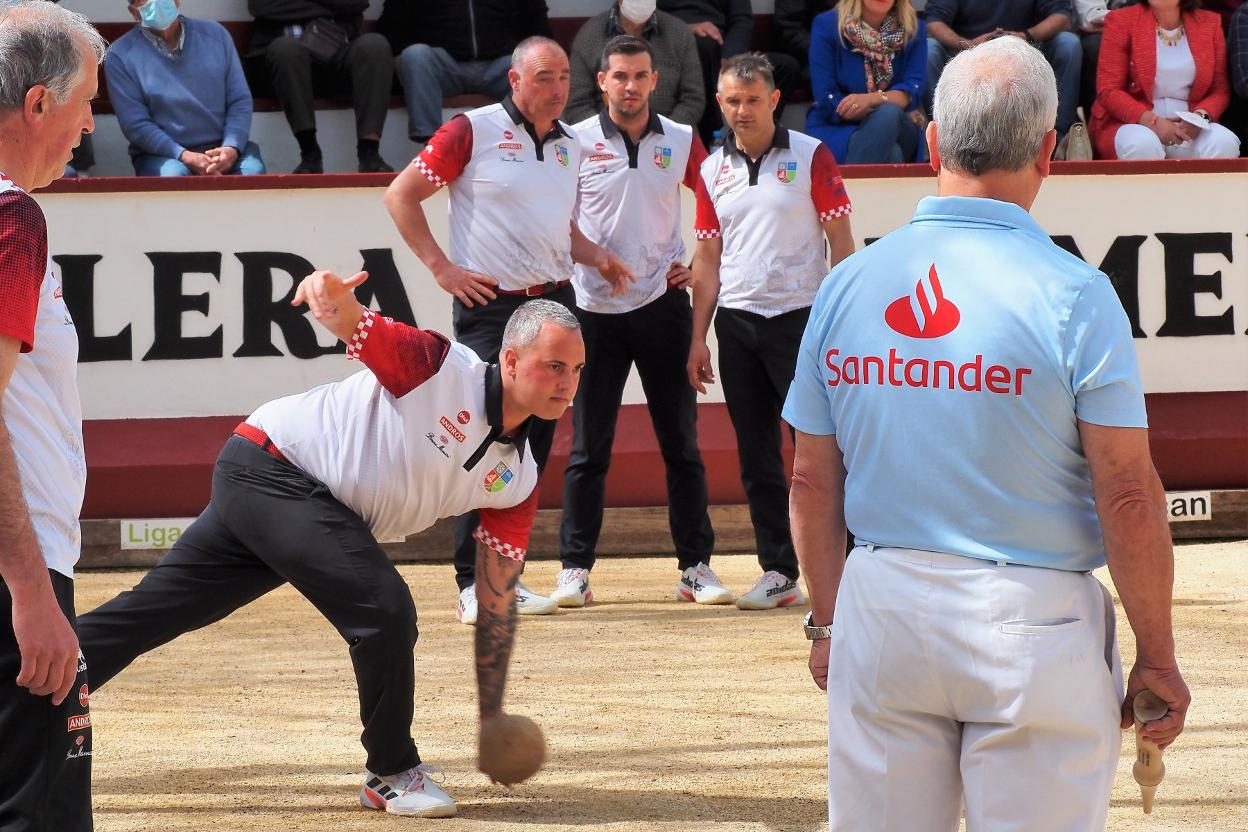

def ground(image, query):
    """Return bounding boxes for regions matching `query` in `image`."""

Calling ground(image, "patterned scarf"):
[842,13,906,93]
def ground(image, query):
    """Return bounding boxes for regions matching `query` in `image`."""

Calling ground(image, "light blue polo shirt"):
[783,195,1148,572]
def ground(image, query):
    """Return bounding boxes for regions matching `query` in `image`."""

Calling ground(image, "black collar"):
[501,95,569,162]
[598,109,664,140]
[606,5,658,38]
[722,123,790,160]
[722,123,790,186]
[479,362,531,463]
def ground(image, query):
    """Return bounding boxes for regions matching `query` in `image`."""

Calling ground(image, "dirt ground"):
[77,541,1247,831]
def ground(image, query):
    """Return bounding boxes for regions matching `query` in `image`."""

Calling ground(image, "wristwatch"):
[803,611,832,641]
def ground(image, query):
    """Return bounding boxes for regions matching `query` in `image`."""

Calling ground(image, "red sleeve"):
[0,190,47,353]
[683,133,709,191]
[474,487,539,563]
[692,166,721,240]
[346,307,452,398]
[412,113,473,188]
[810,143,853,223]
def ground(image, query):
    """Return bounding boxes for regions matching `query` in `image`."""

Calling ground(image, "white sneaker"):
[456,585,477,625]
[515,581,557,615]
[736,571,806,610]
[360,763,456,817]
[675,562,734,605]
[549,568,592,607]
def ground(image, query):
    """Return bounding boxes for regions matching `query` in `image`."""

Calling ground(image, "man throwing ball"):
[785,37,1190,831]
[78,279,583,818]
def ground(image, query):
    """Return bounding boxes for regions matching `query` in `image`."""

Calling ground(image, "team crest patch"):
[777,161,797,183]
[483,461,515,493]
[554,145,570,167]
[653,146,672,169]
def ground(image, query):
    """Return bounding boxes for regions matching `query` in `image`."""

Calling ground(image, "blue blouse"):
[805,10,927,162]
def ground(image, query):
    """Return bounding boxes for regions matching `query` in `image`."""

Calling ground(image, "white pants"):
[1115,122,1241,159]
[826,546,1123,832]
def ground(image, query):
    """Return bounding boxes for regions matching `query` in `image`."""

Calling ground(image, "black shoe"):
[358,152,394,173]
[292,153,323,174]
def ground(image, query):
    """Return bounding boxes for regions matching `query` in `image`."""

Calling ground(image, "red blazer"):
[1089,3,1231,159]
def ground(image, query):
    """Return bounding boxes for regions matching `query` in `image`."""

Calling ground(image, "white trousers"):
[826,546,1123,832]
[1114,122,1242,159]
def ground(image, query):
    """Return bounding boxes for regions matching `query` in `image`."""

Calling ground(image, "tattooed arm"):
[474,541,522,719]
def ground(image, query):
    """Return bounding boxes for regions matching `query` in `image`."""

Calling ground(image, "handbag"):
[299,18,350,64]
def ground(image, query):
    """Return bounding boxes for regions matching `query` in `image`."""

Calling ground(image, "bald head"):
[932,36,1057,176]
[508,36,569,125]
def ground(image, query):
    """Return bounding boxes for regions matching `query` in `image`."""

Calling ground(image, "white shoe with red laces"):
[360,763,455,817]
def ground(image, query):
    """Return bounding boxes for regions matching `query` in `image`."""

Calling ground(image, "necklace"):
[1156,24,1185,47]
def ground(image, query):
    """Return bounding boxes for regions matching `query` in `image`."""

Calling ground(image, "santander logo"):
[885,264,959,338]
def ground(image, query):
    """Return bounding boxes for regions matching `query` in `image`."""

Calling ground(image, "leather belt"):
[233,422,289,464]
[493,279,571,297]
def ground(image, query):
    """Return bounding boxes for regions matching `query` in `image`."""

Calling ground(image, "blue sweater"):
[105,17,253,160]
[805,11,927,163]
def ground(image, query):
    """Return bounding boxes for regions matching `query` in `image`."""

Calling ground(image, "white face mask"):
[619,0,656,25]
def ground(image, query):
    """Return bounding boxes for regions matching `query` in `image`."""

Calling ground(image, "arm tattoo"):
[475,542,521,718]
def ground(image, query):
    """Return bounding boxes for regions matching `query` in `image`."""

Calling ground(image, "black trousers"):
[691,36,801,145]
[560,289,714,571]
[714,306,808,580]
[0,572,92,832]
[77,437,420,777]
[450,284,577,591]
[257,33,393,138]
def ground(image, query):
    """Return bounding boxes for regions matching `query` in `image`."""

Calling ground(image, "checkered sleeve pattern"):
[0,190,47,353]
[347,307,452,398]
[692,170,721,240]
[412,113,473,189]
[475,489,539,563]
[810,142,853,222]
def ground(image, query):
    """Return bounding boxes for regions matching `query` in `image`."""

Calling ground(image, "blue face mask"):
[139,0,179,31]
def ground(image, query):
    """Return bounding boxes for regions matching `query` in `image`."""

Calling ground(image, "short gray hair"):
[932,36,1058,176]
[0,0,106,113]
[501,299,580,351]
[511,36,565,73]
[718,52,775,92]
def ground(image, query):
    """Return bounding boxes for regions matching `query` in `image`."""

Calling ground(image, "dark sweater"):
[657,0,754,58]
[376,0,553,61]
[565,8,705,126]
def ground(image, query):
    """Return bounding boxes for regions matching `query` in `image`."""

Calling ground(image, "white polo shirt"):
[571,111,706,314]
[247,309,540,562]
[414,97,582,292]
[0,175,86,579]
[694,125,852,317]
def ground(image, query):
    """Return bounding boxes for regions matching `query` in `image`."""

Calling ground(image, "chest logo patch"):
[654,146,672,169]
[554,145,570,167]
[777,161,797,183]
[439,416,466,443]
[483,461,515,493]
[885,264,961,339]
[503,129,514,139]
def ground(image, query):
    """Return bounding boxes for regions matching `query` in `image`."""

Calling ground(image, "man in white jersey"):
[0,5,104,830]
[784,37,1190,831]
[77,287,584,819]
[687,53,854,609]
[385,35,634,624]
[547,34,716,608]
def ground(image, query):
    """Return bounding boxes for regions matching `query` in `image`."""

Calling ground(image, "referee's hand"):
[433,264,499,308]
[594,251,636,297]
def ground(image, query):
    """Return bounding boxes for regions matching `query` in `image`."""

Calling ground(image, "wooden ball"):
[478,714,546,786]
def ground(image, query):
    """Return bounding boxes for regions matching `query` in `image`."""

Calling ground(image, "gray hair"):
[718,52,775,92]
[0,0,106,113]
[932,36,1058,176]
[511,35,565,73]
[501,299,580,351]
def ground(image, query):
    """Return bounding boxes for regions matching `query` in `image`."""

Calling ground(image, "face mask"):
[619,0,656,25]
[139,0,179,32]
